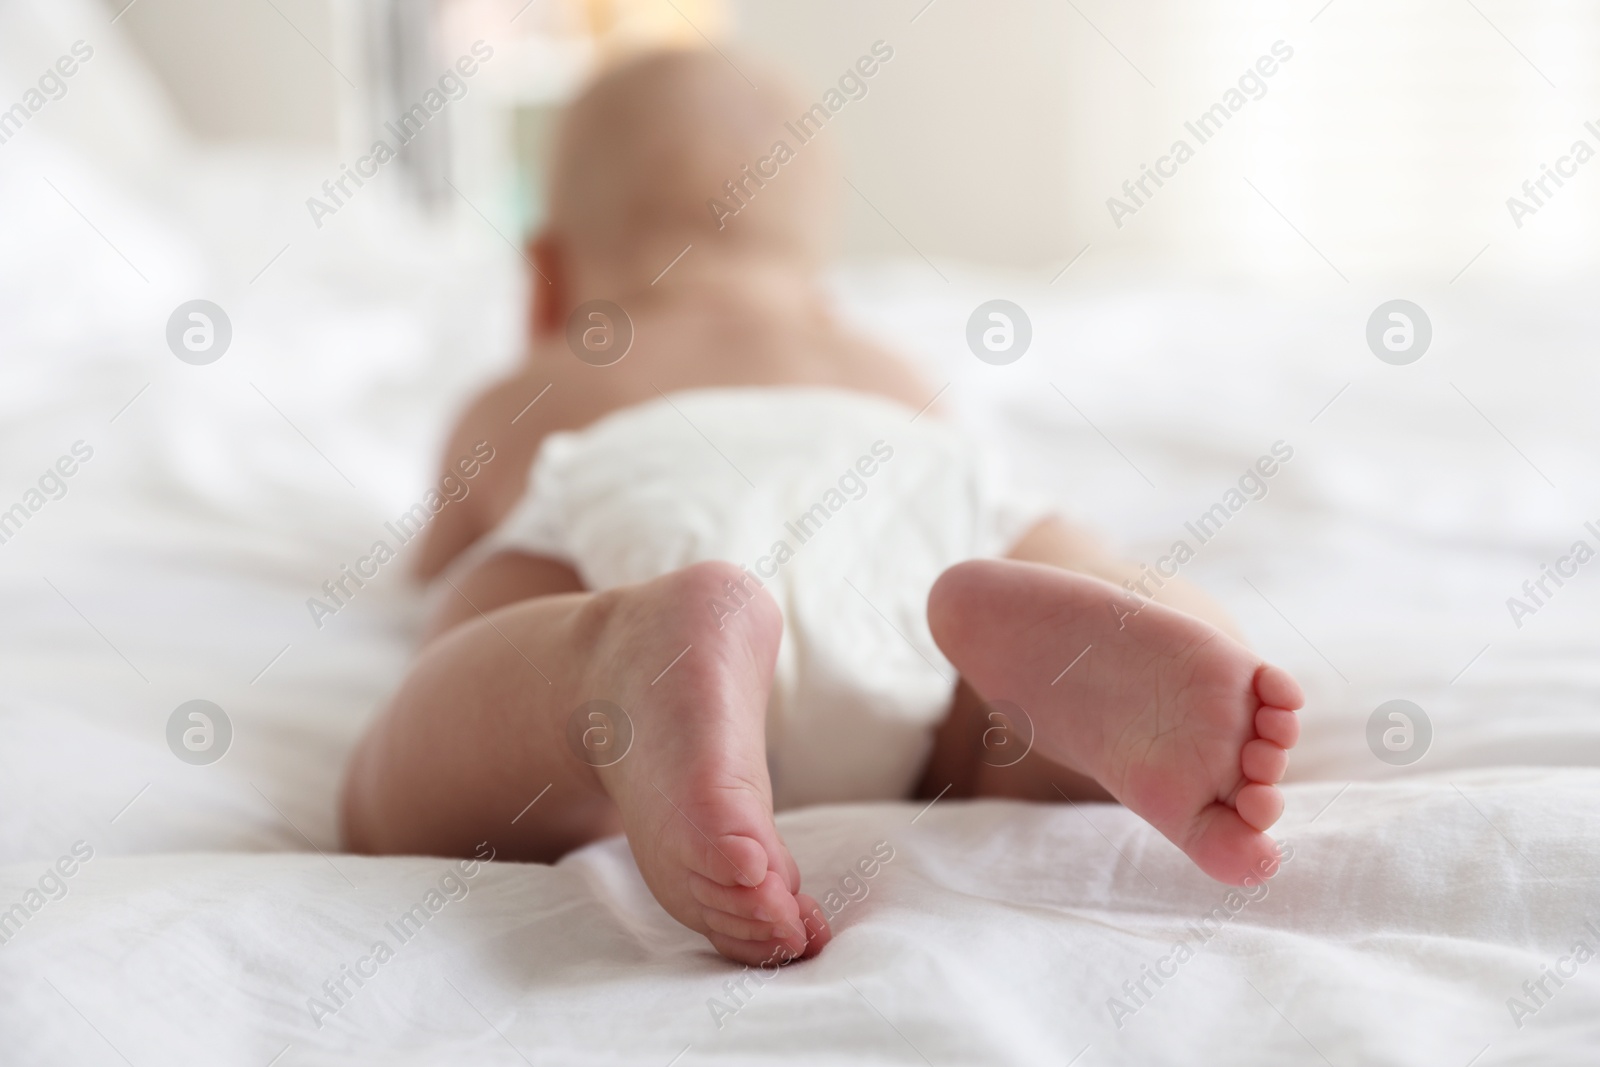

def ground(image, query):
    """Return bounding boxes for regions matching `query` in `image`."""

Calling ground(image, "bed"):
[4,4,1600,1064]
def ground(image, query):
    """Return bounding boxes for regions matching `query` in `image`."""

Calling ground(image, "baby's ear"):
[529,232,566,338]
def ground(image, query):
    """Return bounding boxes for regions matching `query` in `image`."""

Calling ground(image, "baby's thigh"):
[421,551,585,645]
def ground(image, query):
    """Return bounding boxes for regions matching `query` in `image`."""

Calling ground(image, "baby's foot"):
[928,560,1304,885]
[584,561,831,964]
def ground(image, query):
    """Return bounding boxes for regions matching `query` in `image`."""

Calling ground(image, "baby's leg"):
[341,555,830,965]
[917,679,1114,805]
[923,518,1304,885]
[1006,517,1249,641]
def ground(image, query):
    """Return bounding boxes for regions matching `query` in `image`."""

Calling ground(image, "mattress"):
[5,8,1600,1063]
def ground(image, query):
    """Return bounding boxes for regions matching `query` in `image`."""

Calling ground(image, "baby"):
[340,49,1304,966]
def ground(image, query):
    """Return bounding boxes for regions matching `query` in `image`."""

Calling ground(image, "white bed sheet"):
[4,4,1600,1062]
[5,780,1600,1067]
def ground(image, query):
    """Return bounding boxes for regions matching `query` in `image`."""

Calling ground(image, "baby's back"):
[542,288,930,428]
[416,284,932,578]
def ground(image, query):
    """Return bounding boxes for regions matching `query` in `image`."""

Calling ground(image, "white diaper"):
[479,387,1053,809]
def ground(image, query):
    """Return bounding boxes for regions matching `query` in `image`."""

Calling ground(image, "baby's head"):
[534,48,837,314]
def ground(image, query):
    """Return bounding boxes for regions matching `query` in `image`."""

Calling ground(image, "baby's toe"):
[1253,664,1305,711]
[769,843,801,894]
[686,832,768,888]
[689,869,794,923]
[1235,782,1284,832]
[1255,706,1299,748]
[704,907,786,942]
[1186,802,1282,884]
[1241,738,1289,783]
[706,912,810,966]
[705,931,801,967]
[795,892,832,957]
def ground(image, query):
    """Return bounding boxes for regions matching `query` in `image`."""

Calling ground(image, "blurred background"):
[38,0,1600,280]
[4,0,1600,858]
[6,9,1600,1061]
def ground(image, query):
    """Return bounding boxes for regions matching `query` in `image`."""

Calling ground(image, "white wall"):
[729,0,1085,271]
[112,0,342,148]
[103,0,1600,280]
[733,0,1600,281]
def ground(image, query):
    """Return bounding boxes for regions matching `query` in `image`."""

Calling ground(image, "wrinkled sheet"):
[4,4,1600,1059]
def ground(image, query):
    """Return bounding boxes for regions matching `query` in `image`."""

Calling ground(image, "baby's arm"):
[412,372,546,581]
